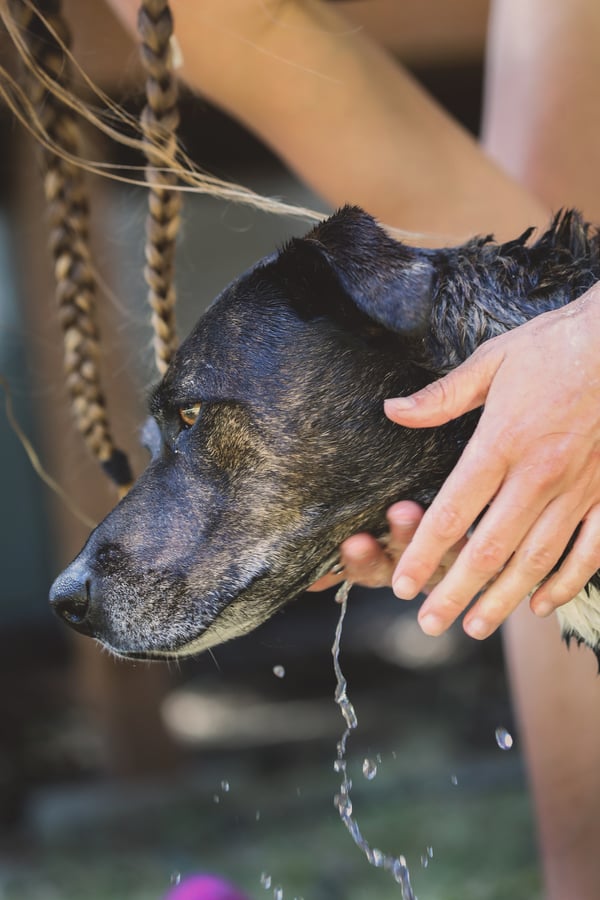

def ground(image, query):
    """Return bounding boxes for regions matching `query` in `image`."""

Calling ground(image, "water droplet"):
[260,873,272,890]
[212,794,220,804]
[295,786,302,797]
[220,779,230,792]
[169,872,181,886]
[273,886,283,900]
[427,845,434,858]
[450,774,458,785]
[272,665,285,678]
[392,856,414,892]
[333,759,346,773]
[495,726,514,750]
[420,854,429,868]
[334,792,353,818]
[255,809,261,821]
[370,848,384,867]
[362,758,378,780]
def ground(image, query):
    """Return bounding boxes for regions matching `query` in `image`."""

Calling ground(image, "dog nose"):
[49,567,94,635]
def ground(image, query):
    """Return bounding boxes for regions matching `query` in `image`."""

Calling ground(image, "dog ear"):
[283,206,435,338]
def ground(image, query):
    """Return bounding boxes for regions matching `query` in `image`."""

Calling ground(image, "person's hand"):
[386,284,600,640]
[307,500,465,593]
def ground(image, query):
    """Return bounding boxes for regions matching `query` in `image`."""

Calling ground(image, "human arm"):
[104,0,545,240]
[102,4,600,897]
[388,0,600,635]
[483,7,600,900]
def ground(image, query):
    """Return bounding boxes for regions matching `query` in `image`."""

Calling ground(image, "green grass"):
[0,745,541,900]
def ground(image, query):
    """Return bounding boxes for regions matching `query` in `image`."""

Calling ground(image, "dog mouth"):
[104,548,343,661]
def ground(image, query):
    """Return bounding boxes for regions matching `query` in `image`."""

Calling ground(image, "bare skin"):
[306,0,600,643]
[309,500,465,593]
[105,0,545,242]
[104,1,600,896]
[388,286,600,638]
[306,5,600,899]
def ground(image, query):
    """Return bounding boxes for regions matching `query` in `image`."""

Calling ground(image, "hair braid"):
[10,0,132,492]
[137,0,182,376]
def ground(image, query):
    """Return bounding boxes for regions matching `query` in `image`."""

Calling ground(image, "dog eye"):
[179,403,202,428]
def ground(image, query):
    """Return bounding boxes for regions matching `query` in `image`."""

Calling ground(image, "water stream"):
[332,582,417,899]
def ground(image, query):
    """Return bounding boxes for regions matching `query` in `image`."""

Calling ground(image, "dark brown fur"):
[49,207,600,658]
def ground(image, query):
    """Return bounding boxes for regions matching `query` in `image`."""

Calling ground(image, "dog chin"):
[101,551,342,660]
[125,617,262,660]
[100,617,249,661]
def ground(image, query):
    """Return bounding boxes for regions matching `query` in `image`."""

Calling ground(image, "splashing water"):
[495,727,514,750]
[362,758,378,780]
[332,582,417,898]
[420,846,434,868]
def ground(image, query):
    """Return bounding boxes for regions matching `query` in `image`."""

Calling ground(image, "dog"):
[49,206,600,659]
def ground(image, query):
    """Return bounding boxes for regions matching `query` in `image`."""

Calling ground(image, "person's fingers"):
[307,502,427,592]
[391,428,506,601]
[307,533,396,592]
[411,433,597,633]
[530,503,600,616]
[340,502,426,588]
[416,444,600,636]
[389,292,600,638]
[460,491,594,638]
[421,535,467,590]
[306,570,345,592]
[340,533,396,588]
[384,342,503,428]
[385,500,424,554]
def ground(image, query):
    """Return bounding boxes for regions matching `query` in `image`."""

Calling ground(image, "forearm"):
[483,0,600,219]
[483,4,600,898]
[106,0,546,240]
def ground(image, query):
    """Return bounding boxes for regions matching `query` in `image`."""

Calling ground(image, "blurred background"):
[0,1,540,898]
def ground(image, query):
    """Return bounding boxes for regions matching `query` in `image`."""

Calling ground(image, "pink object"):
[164,874,251,900]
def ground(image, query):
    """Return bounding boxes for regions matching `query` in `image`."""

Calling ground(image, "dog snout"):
[49,565,94,636]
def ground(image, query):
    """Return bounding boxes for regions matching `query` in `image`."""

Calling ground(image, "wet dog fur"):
[50,207,600,659]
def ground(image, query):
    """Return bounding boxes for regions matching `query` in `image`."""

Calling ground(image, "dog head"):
[49,207,474,658]
[51,207,600,659]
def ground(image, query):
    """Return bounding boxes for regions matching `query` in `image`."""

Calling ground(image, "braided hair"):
[138,0,182,376]
[10,0,132,492]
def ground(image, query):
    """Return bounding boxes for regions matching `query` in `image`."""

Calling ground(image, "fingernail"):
[464,617,489,639]
[392,575,419,599]
[384,397,416,414]
[532,599,553,618]
[418,613,445,636]
[388,510,419,529]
